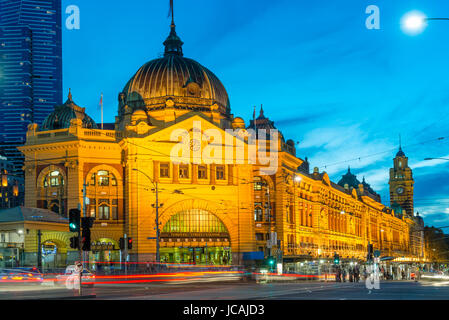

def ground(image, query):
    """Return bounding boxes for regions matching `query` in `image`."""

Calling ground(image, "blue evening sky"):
[62,0,449,227]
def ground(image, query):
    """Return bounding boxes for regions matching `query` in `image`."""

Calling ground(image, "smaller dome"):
[232,117,245,129]
[338,167,361,189]
[133,109,147,116]
[41,90,97,131]
[131,109,148,123]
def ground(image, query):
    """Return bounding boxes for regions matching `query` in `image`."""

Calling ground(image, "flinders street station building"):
[0,19,426,270]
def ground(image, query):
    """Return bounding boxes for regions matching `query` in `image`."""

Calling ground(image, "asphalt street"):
[0,280,448,300]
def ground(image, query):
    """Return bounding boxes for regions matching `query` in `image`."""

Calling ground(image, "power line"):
[317,135,448,170]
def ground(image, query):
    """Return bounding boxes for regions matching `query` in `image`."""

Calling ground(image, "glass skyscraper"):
[0,0,62,176]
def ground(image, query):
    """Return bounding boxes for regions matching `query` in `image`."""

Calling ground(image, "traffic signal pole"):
[156,181,160,265]
[79,181,88,296]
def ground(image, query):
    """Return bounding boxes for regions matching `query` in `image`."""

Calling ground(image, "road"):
[1,280,449,300]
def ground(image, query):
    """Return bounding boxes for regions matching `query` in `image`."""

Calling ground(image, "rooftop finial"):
[68,88,72,102]
[163,0,184,56]
[169,0,175,26]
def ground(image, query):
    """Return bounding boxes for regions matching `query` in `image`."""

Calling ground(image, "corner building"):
[18,21,425,267]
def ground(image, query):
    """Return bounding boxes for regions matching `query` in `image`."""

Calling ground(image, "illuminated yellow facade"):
[17,21,425,266]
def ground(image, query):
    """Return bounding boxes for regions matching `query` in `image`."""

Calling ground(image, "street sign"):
[374,250,381,258]
[74,263,82,273]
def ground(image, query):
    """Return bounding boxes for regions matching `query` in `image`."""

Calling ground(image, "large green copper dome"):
[41,90,97,131]
[119,23,230,119]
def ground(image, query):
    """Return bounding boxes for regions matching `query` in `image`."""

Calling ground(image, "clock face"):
[190,139,201,152]
[396,187,405,195]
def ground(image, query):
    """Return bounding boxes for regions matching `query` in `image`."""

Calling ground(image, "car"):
[55,265,96,288]
[0,268,44,285]
[420,270,449,281]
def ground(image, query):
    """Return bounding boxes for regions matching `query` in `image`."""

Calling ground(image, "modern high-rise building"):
[0,0,62,176]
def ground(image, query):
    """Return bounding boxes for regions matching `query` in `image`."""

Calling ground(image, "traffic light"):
[267,256,276,267]
[119,238,125,250]
[81,228,91,251]
[128,238,133,250]
[70,236,79,249]
[367,244,374,262]
[334,253,340,265]
[81,217,95,229]
[69,209,81,233]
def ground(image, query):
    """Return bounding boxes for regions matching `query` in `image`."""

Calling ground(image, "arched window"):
[86,169,120,220]
[254,177,263,191]
[162,209,228,234]
[44,170,64,188]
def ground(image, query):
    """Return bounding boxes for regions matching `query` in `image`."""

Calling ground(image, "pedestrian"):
[342,268,347,282]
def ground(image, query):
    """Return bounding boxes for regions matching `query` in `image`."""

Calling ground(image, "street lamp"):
[132,168,161,264]
[402,11,449,35]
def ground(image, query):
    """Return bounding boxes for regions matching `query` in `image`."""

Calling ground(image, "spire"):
[67,88,73,102]
[164,0,184,56]
[396,134,406,157]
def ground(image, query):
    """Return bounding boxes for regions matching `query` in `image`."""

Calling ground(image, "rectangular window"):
[198,165,208,179]
[255,206,263,222]
[99,205,110,220]
[256,233,264,241]
[216,166,225,180]
[111,206,118,220]
[179,165,189,179]
[89,206,96,218]
[98,171,109,186]
[160,163,170,178]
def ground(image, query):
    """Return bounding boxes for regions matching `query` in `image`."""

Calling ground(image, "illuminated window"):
[216,166,225,180]
[99,203,110,220]
[44,170,63,187]
[160,163,170,178]
[98,170,110,186]
[179,165,189,179]
[198,165,207,180]
[162,209,228,234]
[254,177,263,191]
[90,173,96,186]
[254,203,263,222]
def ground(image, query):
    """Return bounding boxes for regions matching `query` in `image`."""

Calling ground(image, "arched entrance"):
[41,239,67,269]
[89,238,119,272]
[160,209,232,265]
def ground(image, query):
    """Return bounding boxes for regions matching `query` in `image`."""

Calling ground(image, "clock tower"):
[389,146,414,216]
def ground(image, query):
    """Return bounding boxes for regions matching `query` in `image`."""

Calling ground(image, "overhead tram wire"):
[317,135,448,170]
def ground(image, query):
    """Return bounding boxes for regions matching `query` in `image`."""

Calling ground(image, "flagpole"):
[101,93,104,130]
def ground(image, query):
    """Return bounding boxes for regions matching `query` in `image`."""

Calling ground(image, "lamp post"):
[132,168,161,264]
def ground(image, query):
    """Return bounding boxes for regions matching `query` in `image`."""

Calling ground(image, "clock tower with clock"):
[389,146,414,216]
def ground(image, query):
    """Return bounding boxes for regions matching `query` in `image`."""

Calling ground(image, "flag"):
[98,93,103,110]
